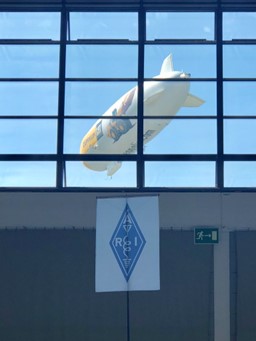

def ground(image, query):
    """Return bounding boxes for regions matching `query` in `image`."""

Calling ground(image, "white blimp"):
[80,54,204,176]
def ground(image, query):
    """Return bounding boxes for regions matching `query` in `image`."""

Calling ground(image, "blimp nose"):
[180,72,191,78]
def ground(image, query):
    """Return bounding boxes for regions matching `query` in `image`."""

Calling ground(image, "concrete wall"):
[0,192,256,341]
[1,192,256,230]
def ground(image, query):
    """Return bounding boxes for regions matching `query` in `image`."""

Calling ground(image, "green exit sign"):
[194,228,219,244]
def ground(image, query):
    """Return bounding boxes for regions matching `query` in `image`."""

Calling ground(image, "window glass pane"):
[145,46,216,78]
[0,45,59,78]
[66,45,138,78]
[224,162,256,187]
[223,12,256,40]
[0,119,57,154]
[65,119,94,154]
[179,82,216,116]
[70,12,138,40]
[0,12,60,40]
[145,161,216,187]
[0,161,56,187]
[65,161,136,187]
[224,119,256,154]
[223,45,256,78]
[144,119,217,154]
[146,12,214,40]
[65,118,137,154]
[143,80,215,116]
[224,82,256,116]
[0,82,58,116]
[65,82,137,116]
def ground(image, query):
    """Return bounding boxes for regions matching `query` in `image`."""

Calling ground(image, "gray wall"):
[1,192,256,230]
[0,192,256,341]
[0,229,213,341]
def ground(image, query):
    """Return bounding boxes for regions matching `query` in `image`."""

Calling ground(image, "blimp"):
[80,54,204,176]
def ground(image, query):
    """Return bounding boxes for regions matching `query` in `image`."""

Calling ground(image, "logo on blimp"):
[110,204,146,281]
[107,88,136,142]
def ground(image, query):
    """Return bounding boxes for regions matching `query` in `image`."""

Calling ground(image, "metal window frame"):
[0,2,256,192]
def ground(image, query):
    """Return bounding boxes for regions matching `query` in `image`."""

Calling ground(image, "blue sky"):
[0,11,255,188]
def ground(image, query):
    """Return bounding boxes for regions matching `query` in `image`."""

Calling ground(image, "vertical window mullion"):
[56,8,67,189]
[137,7,145,189]
[216,7,224,190]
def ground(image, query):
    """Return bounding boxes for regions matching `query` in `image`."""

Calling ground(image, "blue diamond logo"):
[110,204,146,281]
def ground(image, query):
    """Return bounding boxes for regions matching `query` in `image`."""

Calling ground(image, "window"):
[223,11,256,188]
[0,5,255,191]
[0,12,60,188]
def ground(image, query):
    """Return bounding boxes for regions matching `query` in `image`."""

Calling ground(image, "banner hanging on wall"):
[95,196,160,292]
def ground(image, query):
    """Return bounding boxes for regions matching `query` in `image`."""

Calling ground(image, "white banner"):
[95,196,160,292]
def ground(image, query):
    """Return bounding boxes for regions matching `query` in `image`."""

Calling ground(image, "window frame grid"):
[0,5,256,191]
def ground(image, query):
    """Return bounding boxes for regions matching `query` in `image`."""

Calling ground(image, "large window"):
[0,12,60,188]
[0,6,255,190]
[223,12,256,188]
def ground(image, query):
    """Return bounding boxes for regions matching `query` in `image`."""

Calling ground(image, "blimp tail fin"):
[160,54,174,76]
[183,93,205,107]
